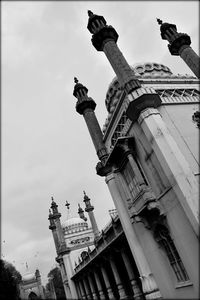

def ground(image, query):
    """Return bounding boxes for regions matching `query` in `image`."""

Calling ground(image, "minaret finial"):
[74,77,79,84]
[65,201,70,210]
[157,18,163,25]
[88,10,94,17]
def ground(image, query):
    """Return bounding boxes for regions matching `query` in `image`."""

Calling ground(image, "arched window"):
[28,292,38,299]
[154,224,189,282]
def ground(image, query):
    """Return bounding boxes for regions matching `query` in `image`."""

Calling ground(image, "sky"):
[2,1,199,286]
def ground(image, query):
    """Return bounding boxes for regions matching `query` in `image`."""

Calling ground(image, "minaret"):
[50,197,68,254]
[157,18,200,78]
[48,208,60,254]
[87,10,141,93]
[73,77,110,175]
[87,11,161,123]
[83,191,100,239]
[77,203,87,221]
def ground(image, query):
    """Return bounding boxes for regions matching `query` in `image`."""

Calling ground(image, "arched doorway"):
[28,291,38,299]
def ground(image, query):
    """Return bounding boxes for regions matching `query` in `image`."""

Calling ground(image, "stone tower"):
[157,18,200,78]
[72,10,199,299]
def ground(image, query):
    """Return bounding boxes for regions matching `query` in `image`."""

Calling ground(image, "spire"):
[78,203,87,221]
[65,200,72,220]
[65,200,70,210]
[83,190,94,211]
[74,77,78,84]
[51,196,59,214]
[88,10,93,17]
[156,18,163,25]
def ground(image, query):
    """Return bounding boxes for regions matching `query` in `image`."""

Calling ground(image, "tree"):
[46,267,66,299]
[0,259,22,300]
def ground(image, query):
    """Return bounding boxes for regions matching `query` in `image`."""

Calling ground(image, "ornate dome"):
[104,62,194,114]
[62,217,88,233]
[22,272,36,282]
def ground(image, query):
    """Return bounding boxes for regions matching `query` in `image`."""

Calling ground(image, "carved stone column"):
[93,270,106,300]
[109,255,127,299]
[82,277,92,300]
[79,279,87,300]
[105,170,162,299]
[88,273,98,300]
[100,265,115,299]
[121,249,144,300]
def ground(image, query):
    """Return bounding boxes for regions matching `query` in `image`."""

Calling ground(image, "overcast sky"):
[2,1,199,286]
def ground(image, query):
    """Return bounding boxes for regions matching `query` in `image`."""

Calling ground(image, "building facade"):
[72,11,199,299]
[19,269,45,299]
[48,195,99,299]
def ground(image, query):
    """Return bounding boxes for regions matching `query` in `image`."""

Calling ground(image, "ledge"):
[175,281,193,289]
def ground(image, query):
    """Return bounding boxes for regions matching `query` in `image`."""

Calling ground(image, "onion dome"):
[105,62,173,113]
[62,217,88,234]
[22,272,36,282]
[73,77,88,98]
[157,18,177,40]
[87,10,107,34]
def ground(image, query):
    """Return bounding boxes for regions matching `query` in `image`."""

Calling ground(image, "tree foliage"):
[46,266,66,299]
[0,259,22,300]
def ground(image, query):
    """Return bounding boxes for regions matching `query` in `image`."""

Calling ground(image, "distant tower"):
[78,203,87,221]
[83,191,100,239]
[157,18,200,78]
[48,209,60,253]
[48,197,78,299]
[50,197,66,251]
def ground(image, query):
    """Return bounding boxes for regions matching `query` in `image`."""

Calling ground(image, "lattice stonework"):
[111,112,129,147]
[156,88,200,103]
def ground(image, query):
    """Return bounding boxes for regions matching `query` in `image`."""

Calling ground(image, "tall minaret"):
[83,191,100,239]
[73,77,110,175]
[157,18,200,78]
[87,11,161,122]
[50,197,67,253]
[48,208,60,254]
[77,203,87,221]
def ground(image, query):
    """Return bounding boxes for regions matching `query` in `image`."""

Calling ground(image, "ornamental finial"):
[88,10,94,17]
[51,196,54,202]
[65,200,70,210]
[157,18,163,25]
[74,77,79,84]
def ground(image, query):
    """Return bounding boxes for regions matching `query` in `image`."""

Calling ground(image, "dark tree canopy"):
[46,266,66,299]
[0,259,22,300]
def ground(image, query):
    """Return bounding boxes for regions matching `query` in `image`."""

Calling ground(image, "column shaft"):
[179,46,200,78]
[83,109,107,161]
[88,210,99,239]
[79,280,87,300]
[121,250,144,300]
[100,265,115,299]
[83,277,92,300]
[109,257,127,299]
[94,270,105,300]
[105,171,162,299]
[63,253,78,299]
[88,274,98,300]
[103,41,140,92]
